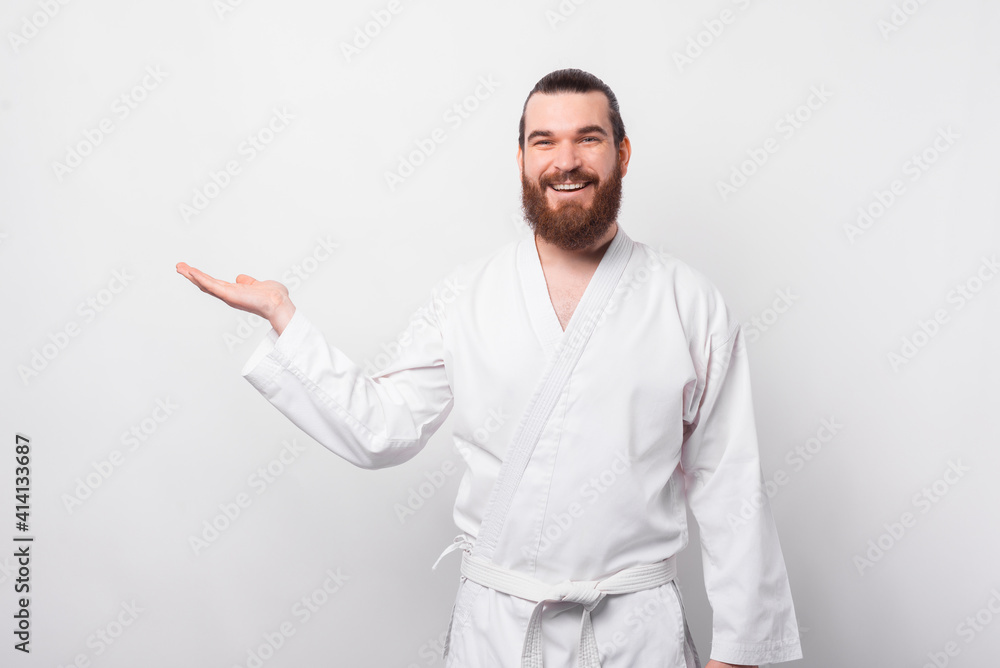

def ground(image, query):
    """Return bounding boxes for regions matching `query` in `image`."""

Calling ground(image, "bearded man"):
[178,68,802,668]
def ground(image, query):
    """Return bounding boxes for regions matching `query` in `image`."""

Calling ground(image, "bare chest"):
[544,271,595,331]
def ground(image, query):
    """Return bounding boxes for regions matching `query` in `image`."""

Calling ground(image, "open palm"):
[176,262,296,335]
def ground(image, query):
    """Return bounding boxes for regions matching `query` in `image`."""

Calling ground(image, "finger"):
[183,264,221,287]
[235,274,257,285]
[176,262,206,280]
[180,264,234,299]
[178,264,211,292]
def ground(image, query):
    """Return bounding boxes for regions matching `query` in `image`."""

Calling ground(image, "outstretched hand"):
[176,262,296,335]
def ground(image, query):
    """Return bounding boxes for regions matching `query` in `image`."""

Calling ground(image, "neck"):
[534,222,618,271]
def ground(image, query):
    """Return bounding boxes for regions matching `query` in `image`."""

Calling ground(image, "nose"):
[551,140,583,174]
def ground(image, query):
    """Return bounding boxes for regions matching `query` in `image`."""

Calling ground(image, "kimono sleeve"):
[239,276,455,470]
[680,310,803,665]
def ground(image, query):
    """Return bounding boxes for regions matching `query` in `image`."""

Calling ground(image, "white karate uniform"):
[241,225,802,667]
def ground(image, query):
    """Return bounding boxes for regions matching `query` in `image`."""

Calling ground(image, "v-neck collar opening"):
[517,225,631,361]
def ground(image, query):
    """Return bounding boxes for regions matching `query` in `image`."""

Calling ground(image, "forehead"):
[523,91,612,135]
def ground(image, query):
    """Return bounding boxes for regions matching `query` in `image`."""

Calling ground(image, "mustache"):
[538,169,600,186]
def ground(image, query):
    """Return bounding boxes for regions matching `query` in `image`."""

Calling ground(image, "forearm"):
[243,309,454,470]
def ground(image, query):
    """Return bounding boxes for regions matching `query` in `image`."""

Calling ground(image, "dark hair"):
[518,69,626,150]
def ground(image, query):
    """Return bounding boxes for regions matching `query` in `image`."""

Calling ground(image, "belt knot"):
[547,580,605,610]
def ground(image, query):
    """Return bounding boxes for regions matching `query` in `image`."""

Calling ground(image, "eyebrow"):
[527,125,609,143]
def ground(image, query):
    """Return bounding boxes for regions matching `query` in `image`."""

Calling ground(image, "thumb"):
[235,274,257,285]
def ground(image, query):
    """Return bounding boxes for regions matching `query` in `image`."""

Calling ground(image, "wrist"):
[269,297,296,336]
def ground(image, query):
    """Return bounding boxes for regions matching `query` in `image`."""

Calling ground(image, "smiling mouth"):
[549,182,590,192]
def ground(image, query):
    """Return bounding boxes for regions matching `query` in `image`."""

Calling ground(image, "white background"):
[2,1,998,666]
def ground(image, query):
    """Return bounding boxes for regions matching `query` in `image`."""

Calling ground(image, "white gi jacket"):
[241,225,802,667]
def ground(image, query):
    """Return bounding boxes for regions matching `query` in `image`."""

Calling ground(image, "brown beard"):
[520,159,623,251]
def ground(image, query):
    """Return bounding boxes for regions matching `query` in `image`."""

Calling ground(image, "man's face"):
[518,91,630,251]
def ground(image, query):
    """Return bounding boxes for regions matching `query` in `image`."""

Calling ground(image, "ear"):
[617,136,632,178]
[516,143,524,178]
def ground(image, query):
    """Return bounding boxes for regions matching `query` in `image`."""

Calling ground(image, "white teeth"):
[551,182,587,191]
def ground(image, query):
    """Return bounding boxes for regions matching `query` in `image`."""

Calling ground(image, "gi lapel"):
[472,226,633,560]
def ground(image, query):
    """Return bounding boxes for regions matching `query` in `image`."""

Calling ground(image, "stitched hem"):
[710,638,803,664]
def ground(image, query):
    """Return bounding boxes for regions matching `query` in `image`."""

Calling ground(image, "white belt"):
[459,549,677,668]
